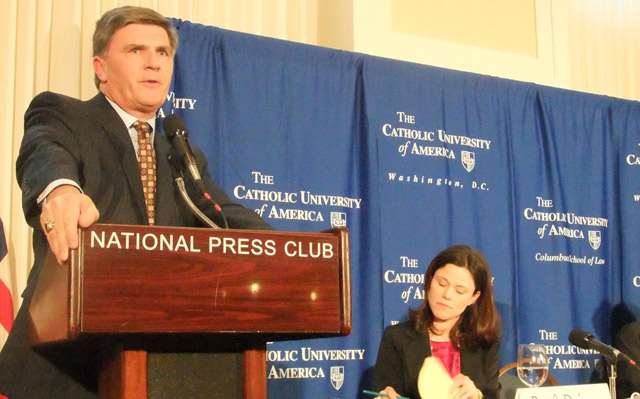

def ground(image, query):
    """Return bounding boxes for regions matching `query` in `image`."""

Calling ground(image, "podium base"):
[148,352,242,399]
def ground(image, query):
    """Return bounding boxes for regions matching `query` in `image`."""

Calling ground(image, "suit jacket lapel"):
[153,133,177,226]
[405,328,432,385]
[89,93,148,221]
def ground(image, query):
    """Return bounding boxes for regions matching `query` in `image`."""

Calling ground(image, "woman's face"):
[427,263,480,324]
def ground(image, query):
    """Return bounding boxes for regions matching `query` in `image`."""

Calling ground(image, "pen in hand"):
[362,389,410,399]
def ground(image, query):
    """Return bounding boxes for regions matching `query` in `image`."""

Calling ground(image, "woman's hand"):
[379,386,402,399]
[450,373,481,399]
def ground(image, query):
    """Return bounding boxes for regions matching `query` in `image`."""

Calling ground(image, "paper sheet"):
[417,356,454,399]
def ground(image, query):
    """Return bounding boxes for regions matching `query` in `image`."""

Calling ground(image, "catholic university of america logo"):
[331,212,347,228]
[330,366,344,390]
[588,230,601,250]
[461,151,475,172]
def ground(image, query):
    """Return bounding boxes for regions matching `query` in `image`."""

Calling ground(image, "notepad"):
[417,356,454,399]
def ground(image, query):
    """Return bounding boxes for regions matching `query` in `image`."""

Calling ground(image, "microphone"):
[163,114,203,189]
[569,329,638,367]
[162,114,228,228]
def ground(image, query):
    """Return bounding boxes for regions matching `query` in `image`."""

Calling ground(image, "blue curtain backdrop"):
[162,19,640,398]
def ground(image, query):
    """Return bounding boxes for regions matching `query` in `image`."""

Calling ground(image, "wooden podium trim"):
[336,227,352,336]
[243,344,267,399]
[99,349,148,399]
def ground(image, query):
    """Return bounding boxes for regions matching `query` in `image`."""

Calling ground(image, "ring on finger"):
[44,220,56,233]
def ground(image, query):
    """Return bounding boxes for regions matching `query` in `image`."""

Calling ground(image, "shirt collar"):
[104,95,157,132]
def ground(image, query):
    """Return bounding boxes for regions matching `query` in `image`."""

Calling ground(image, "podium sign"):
[516,384,611,399]
[28,223,351,399]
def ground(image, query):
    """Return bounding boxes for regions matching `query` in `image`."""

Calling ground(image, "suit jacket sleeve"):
[16,92,84,228]
[473,340,500,399]
[373,325,410,396]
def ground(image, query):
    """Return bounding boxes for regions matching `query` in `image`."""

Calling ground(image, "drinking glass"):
[517,343,549,387]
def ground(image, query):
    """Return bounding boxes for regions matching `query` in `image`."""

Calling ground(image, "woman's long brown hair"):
[409,245,502,351]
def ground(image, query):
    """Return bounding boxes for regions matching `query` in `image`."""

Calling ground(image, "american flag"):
[0,218,12,398]
[0,218,13,346]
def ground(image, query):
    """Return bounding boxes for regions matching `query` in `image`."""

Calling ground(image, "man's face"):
[93,23,173,119]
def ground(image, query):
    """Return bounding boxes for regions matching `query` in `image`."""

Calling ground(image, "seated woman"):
[373,245,502,399]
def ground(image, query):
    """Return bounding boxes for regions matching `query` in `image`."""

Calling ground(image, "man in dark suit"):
[590,320,640,399]
[0,6,271,399]
[615,321,640,399]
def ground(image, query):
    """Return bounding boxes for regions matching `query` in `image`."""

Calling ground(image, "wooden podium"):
[28,223,351,399]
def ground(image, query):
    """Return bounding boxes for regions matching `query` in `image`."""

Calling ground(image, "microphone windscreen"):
[568,329,591,349]
[162,114,188,141]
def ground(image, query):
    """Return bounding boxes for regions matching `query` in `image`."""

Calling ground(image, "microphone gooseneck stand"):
[164,114,230,230]
[609,362,617,399]
[175,177,220,229]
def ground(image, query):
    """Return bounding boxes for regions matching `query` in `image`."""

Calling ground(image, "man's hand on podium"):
[40,185,100,263]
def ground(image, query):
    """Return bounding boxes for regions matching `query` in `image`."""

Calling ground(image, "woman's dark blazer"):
[373,321,501,399]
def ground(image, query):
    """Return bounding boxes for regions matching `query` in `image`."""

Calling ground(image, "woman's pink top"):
[430,340,461,377]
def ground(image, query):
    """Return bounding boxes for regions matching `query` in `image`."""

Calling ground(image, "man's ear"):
[93,56,106,83]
